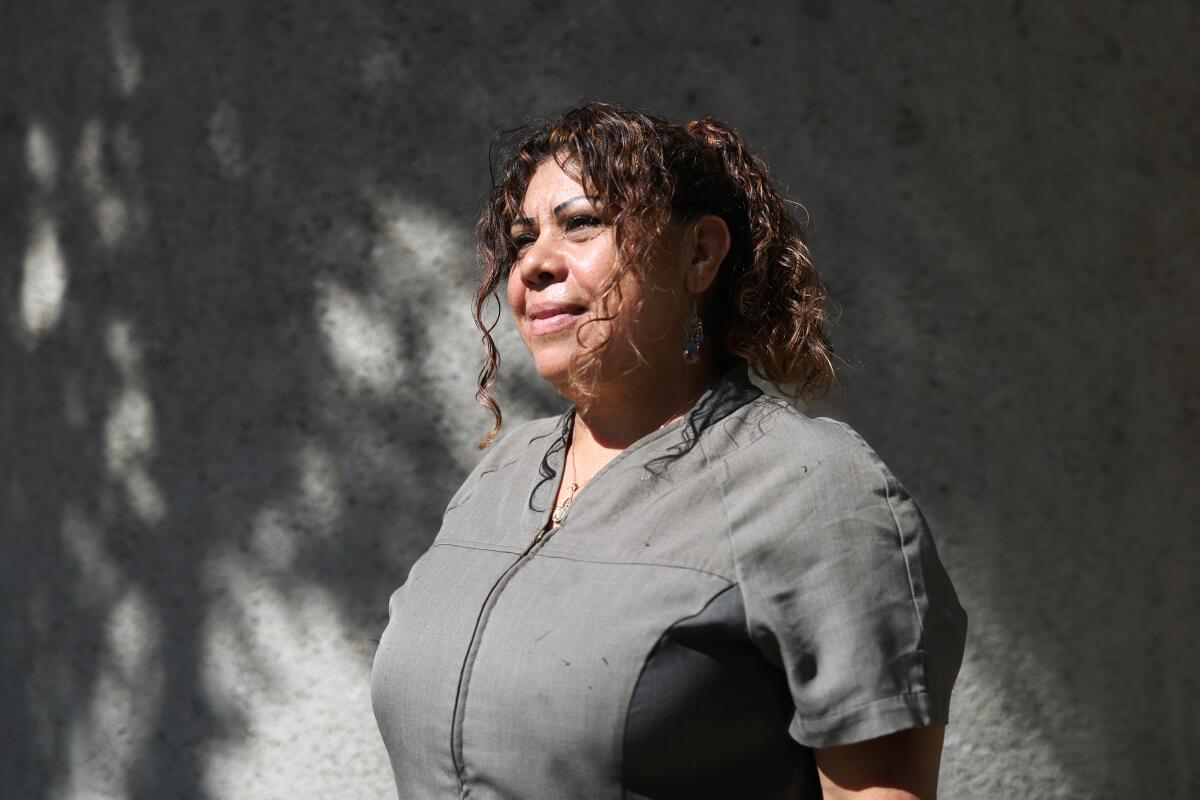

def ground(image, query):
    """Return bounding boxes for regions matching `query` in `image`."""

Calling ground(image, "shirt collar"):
[525,358,764,523]
[551,356,764,454]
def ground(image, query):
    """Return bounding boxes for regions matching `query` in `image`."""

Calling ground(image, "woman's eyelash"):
[565,214,601,229]
[510,215,602,251]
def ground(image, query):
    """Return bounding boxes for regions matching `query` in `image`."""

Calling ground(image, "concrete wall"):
[3,2,1196,798]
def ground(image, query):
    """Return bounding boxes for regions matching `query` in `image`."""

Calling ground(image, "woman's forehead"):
[516,160,591,218]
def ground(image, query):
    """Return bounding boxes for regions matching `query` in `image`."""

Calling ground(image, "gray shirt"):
[371,359,968,799]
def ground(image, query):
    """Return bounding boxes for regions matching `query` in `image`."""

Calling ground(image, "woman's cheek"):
[506,272,524,317]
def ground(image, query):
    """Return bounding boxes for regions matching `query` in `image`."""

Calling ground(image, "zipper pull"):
[522,524,552,557]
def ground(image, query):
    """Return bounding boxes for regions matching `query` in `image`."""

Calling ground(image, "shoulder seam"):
[531,552,735,582]
[697,433,753,641]
[821,419,929,647]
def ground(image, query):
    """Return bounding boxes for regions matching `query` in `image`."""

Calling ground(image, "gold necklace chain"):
[549,386,708,526]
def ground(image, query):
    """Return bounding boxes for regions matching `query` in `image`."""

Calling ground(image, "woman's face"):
[506,157,686,392]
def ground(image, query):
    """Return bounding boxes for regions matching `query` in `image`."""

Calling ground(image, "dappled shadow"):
[2,2,517,797]
[2,2,1197,799]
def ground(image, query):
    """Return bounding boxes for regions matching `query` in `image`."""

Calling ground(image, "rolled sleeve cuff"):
[788,690,949,749]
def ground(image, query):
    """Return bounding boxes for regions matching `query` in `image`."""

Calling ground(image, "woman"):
[371,101,968,800]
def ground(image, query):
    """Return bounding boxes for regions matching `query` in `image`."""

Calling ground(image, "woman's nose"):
[517,236,567,287]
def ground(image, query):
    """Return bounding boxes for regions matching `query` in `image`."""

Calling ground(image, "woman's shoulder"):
[487,412,564,461]
[440,412,564,515]
[474,412,563,472]
[719,395,890,483]
[720,397,944,593]
[710,396,921,531]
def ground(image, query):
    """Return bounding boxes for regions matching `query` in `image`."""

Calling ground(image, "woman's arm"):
[814,724,946,800]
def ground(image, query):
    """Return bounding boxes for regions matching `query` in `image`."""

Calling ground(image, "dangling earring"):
[682,296,703,364]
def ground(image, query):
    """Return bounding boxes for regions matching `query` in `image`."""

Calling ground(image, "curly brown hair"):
[472,101,839,449]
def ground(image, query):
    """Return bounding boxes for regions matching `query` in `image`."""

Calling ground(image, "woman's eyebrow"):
[510,196,592,232]
[553,195,589,215]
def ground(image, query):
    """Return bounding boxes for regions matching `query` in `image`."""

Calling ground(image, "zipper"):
[450,515,562,794]
[448,400,666,792]
[446,388,739,793]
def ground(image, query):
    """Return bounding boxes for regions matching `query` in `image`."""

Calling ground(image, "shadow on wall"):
[0,2,551,798]
[3,1,1198,799]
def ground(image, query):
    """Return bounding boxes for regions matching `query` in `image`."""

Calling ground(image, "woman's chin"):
[532,357,571,385]
[530,348,582,389]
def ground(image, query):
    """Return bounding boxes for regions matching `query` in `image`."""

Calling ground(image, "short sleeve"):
[724,415,968,749]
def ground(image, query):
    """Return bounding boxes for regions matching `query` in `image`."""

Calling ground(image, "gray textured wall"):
[3,2,1196,798]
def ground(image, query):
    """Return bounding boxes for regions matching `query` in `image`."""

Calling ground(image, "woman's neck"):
[567,360,721,458]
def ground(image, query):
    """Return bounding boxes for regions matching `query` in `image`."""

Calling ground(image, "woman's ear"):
[685,214,731,294]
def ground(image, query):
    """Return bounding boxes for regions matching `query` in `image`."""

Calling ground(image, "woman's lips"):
[530,309,585,335]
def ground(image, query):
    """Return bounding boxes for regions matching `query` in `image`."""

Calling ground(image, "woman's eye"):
[509,216,600,255]
[565,214,601,230]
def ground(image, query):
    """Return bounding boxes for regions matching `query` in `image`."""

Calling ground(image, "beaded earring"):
[682,297,703,364]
